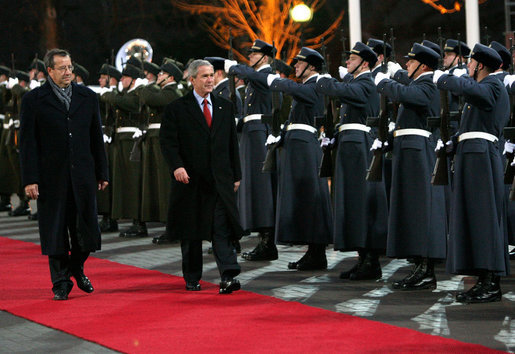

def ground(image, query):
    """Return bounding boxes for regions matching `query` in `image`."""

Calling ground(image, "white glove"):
[512,156,515,167]
[118,81,124,92]
[267,74,280,87]
[103,134,112,144]
[435,139,444,152]
[316,73,332,82]
[224,60,237,73]
[134,78,147,88]
[504,74,515,88]
[374,72,389,86]
[453,68,468,77]
[370,138,384,151]
[338,66,348,79]
[433,70,445,84]
[265,134,281,146]
[503,140,515,155]
[388,121,396,133]
[387,62,402,77]
[132,128,144,139]
[13,119,20,128]
[29,80,40,90]
[320,137,335,148]
[7,77,18,89]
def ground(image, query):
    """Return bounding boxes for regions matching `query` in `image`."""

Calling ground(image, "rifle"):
[261,42,281,173]
[456,33,465,115]
[431,27,451,185]
[227,29,238,114]
[366,34,390,181]
[389,28,400,124]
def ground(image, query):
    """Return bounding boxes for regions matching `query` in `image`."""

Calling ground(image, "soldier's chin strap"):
[251,53,266,69]
[408,63,423,80]
[447,54,458,70]
[349,59,365,75]
[298,62,310,80]
[473,62,480,81]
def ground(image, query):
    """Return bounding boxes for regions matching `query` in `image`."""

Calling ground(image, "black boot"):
[242,230,278,261]
[288,249,311,269]
[349,251,382,280]
[392,258,436,290]
[9,199,30,216]
[296,244,327,271]
[119,220,148,237]
[152,232,177,245]
[99,215,118,232]
[0,194,12,212]
[456,271,502,304]
[339,250,366,279]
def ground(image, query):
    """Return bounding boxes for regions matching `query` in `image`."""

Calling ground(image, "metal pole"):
[348,0,362,46]
[465,0,480,46]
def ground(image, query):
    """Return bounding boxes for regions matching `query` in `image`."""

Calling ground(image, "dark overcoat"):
[160,92,243,241]
[19,81,108,255]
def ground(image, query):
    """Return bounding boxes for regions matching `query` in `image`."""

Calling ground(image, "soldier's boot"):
[296,244,327,271]
[153,231,177,245]
[119,220,148,237]
[393,258,436,290]
[9,199,30,217]
[28,211,38,221]
[456,271,502,304]
[99,215,118,232]
[242,230,278,261]
[339,250,366,279]
[349,251,382,280]
[0,194,12,212]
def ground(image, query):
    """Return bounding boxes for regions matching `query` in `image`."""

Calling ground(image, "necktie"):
[203,98,212,128]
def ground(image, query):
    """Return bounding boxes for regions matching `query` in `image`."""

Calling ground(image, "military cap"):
[16,70,30,83]
[126,56,142,68]
[405,43,439,69]
[421,40,441,57]
[366,38,392,57]
[292,47,324,71]
[99,63,122,81]
[121,64,143,79]
[248,39,274,57]
[347,42,378,67]
[161,59,183,80]
[204,57,226,71]
[162,58,184,70]
[274,59,294,76]
[488,41,511,70]
[444,39,471,56]
[73,63,89,80]
[0,65,10,76]
[469,43,502,70]
[143,61,160,76]
[29,58,45,72]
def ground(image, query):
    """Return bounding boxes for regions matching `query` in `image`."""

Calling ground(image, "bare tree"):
[420,0,487,14]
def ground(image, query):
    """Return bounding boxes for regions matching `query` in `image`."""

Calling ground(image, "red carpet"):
[0,237,501,353]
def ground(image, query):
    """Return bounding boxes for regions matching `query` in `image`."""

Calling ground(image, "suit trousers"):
[181,197,241,283]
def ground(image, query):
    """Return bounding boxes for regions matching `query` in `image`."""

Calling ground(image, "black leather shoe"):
[119,222,147,237]
[242,243,278,261]
[392,259,436,290]
[339,259,363,279]
[73,273,94,293]
[152,233,177,245]
[219,279,241,294]
[186,281,201,291]
[296,257,327,271]
[28,211,38,220]
[349,260,382,281]
[9,204,30,217]
[100,217,118,232]
[0,202,12,212]
[53,288,68,300]
[456,273,502,304]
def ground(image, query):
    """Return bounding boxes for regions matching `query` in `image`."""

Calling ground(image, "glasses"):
[54,65,74,72]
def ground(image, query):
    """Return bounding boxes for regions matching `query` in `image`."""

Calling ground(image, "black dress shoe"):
[73,273,94,293]
[119,222,147,237]
[100,217,118,232]
[339,259,363,279]
[186,281,201,291]
[53,288,69,300]
[456,273,502,304]
[296,257,327,271]
[392,259,436,290]
[9,204,30,217]
[242,243,278,261]
[152,233,177,245]
[28,211,38,220]
[0,202,12,212]
[219,279,241,294]
[349,261,382,281]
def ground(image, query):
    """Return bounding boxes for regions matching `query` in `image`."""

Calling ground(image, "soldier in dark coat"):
[375,44,447,290]
[316,42,388,280]
[160,59,242,294]
[0,65,15,211]
[19,49,108,300]
[435,44,510,303]
[227,40,278,261]
[266,47,333,270]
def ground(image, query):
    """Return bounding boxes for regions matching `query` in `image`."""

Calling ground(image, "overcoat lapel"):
[69,84,89,117]
[39,82,67,114]
[185,92,211,135]
[210,94,225,136]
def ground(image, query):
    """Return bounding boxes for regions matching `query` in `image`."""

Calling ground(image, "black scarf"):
[48,76,72,111]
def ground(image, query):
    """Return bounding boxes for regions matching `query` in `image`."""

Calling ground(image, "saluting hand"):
[174,167,190,184]
[25,184,39,200]
[98,181,109,191]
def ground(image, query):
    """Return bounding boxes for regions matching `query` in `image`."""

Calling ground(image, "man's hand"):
[224,60,237,73]
[234,180,240,192]
[374,72,389,86]
[98,180,109,191]
[433,70,444,84]
[174,167,190,184]
[338,66,348,79]
[267,74,280,87]
[25,184,39,200]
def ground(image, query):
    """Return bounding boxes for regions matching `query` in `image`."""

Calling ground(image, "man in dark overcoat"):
[19,48,108,300]
[160,59,243,294]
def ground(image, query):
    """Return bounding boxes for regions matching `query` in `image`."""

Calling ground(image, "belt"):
[116,127,139,133]
[286,123,317,134]
[458,131,498,143]
[148,123,161,129]
[243,114,262,123]
[393,128,431,138]
[338,123,371,133]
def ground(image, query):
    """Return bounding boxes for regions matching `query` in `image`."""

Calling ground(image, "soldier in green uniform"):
[72,63,89,85]
[143,61,160,85]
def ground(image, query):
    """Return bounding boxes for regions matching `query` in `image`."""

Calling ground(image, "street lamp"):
[290,3,313,47]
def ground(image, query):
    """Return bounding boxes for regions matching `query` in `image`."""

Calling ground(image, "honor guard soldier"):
[274,59,294,126]
[103,63,148,237]
[226,39,278,261]
[316,42,388,280]
[72,63,89,85]
[28,58,46,90]
[374,43,447,290]
[266,47,333,270]
[139,58,183,245]
[143,61,160,85]
[367,38,393,79]
[0,65,14,211]
[5,70,31,217]
[435,44,510,303]
[97,63,122,232]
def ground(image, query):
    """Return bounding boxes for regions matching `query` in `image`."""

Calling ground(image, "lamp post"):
[290,3,313,47]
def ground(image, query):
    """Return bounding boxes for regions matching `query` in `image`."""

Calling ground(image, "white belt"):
[338,123,371,133]
[286,123,317,134]
[458,131,498,143]
[243,114,262,123]
[116,127,139,133]
[148,123,161,129]
[393,129,431,138]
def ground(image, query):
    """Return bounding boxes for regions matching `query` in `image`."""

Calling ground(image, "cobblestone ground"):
[1,203,514,352]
